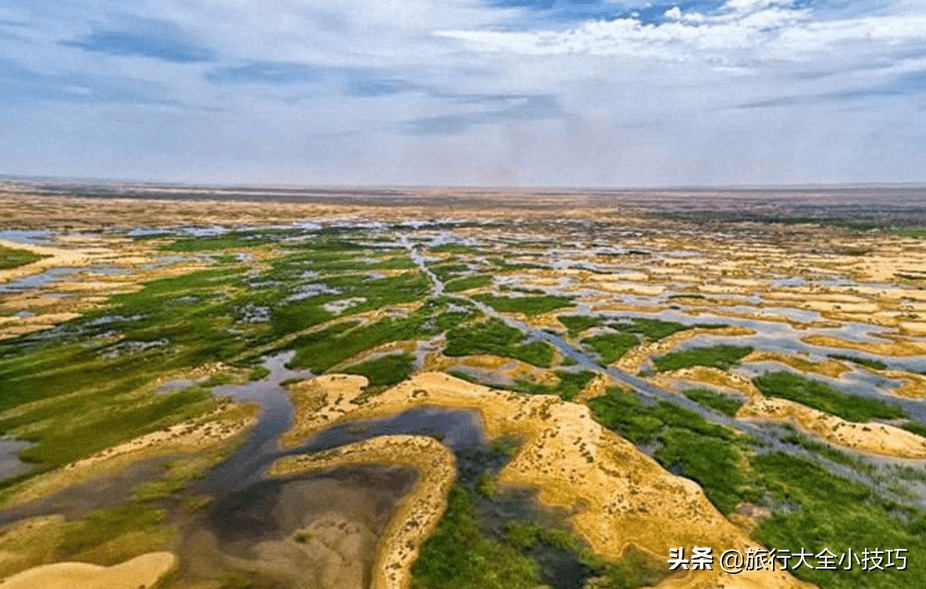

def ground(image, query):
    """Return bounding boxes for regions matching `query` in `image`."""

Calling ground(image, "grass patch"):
[503,521,669,589]
[652,344,753,372]
[444,274,492,292]
[618,317,690,341]
[160,232,274,252]
[751,452,926,589]
[411,485,541,589]
[558,314,601,337]
[342,353,415,388]
[472,294,573,317]
[444,318,555,367]
[828,353,888,370]
[891,227,926,238]
[588,387,743,513]
[581,333,639,364]
[502,370,596,401]
[0,245,45,269]
[900,421,926,438]
[682,388,744,417]
[57,504,167,559]
[653,428,744,513]
[753,371,905,423]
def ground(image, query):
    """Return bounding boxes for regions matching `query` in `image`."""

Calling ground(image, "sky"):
[1,0,925,187]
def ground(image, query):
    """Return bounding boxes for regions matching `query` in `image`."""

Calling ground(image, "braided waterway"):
[405,236,926,510]
[179,348,595,589]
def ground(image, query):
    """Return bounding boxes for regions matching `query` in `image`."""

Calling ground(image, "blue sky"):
[0,0,924,186]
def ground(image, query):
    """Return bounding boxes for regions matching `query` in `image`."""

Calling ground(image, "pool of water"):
[0,438,34,483]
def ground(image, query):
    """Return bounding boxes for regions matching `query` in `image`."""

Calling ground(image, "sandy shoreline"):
[282,372,814,589]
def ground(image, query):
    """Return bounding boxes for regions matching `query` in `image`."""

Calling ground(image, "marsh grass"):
[827,353,888,370]
[682,388,744,417]
[752,371,905,422]
[342,353,415,388]
[588,387,743,513]
[558,314,601,337]
[652,344,753,372]
[581,333,639,364]
[472,293,573,317]
[444,318,555,367]
[498,370,596,401]
[444,274,493,292]
[752,452,926,589]
[0,245,45,269]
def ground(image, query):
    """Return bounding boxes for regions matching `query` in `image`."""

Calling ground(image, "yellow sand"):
[662,367,926,458]
[271,434,456,589]
[0,406,255,507]
[284,372,814,589]
[739,398,926,459]
[617,326,756,373]
[742,351,849,379]
[0,552,176,589]
[801,334,926,357]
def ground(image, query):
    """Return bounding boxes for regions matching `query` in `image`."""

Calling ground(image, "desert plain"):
[0,180,924,589]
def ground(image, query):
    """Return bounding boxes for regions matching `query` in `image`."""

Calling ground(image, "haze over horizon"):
[2,1,925,187]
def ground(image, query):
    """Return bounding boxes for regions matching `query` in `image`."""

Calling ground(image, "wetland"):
[1,182,925,589]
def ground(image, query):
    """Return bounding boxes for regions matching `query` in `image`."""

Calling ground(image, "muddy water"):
[186,344,593,589]
[180,466,418,589]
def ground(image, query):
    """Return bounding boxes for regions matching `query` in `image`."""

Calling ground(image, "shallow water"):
[0,438,34,483]
[0,230,52,245]
[0,267,81,292]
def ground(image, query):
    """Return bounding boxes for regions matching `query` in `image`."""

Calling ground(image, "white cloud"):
[435,0,926,75]
[1,0,925,186]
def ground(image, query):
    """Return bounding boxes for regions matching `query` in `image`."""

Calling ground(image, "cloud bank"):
[0,0,924,186]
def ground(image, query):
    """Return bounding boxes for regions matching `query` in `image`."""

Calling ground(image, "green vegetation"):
[293,530,314,544]
[653,428,744,513]
[475,474,498,499]
[891,227,926,238]
[342,353,415,388]
[411,485,541,589]
[0,245,44,269]
[752,452,926,589]
[828,353,888,370]
[502,521,668,589]
[588,387,744,513]
[160,232,274,252]
[589,387,926,587]
[553,370,596,401]
[617,317,690,340]
[581,332,639,364]
[779,426,876,475]
[472,293,573,317]
[652,344,753,372]
[444,318,555,367]
[501,370,596,401]
[413,483,669,589]
[682,388,744,417]
[57,503,168,560]
[753,371,905,423]
[289,299,475,372]
[558,314,601,336]
[900,421,926,438]
[444,274,493,292]
[247,365,271,381]
[0,234,441,478]
[575,317,702,364]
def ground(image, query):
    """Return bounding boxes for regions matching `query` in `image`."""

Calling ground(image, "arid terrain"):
[0,180,924,589]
